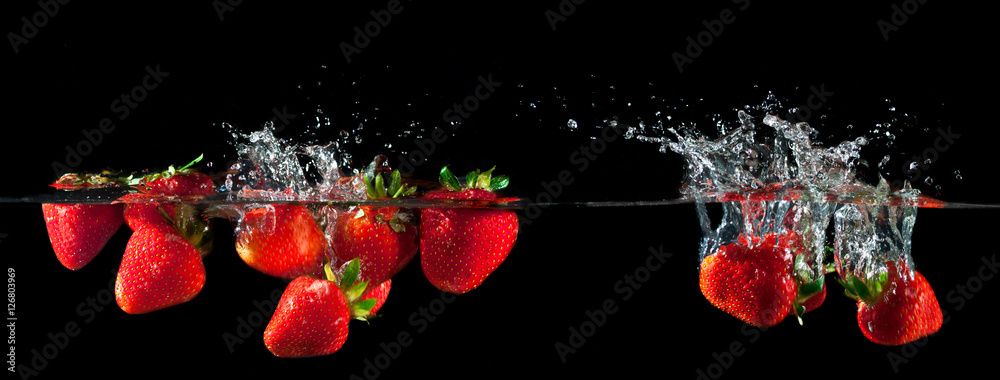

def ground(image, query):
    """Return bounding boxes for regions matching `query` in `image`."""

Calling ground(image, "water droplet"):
[924,176,934,185]
[567,119,578,129]
[923,158,932,165]
[954,170,963,180]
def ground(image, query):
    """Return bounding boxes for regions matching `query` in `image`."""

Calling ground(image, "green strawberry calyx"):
[158,203,214,257]
[790,248,829,325]
[324,258,378,321]
[439,165,510,192]
[128,154,205,188]
[360,166,417,233]
[837,269,889,305]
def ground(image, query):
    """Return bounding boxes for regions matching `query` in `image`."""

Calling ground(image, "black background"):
[2,1,997,379]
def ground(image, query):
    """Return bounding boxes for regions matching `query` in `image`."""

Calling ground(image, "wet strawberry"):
[844,261,943,345]
[332,168,418,286]
[115,222,207,314]
[263,259,378,358]
[420,166,518,294]
[42,203,124,270]
[236,204,327,279]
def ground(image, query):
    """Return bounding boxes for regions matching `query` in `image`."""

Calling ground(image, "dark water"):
[2,2,997,379]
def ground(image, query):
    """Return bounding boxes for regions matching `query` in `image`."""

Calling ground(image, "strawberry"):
[42,203,124,270]
[419,166,519,294]
[129,154,216,198]
[699,232,827,327]
[235,204,327,279]
[332,167,418,286]
[699,233,798,327]
[114,205,209,314]
[42,173,127,270]
[841,261,943,345]
[263,259,380,358]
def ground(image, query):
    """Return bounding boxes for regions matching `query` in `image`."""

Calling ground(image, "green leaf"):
[489,175,510,191]
[341,258,360,290]
[363,171,378,200]
[374,172,387,199]
[345,280,369,301]
[798,275,824,296]
[403,186,417,196]
[388,217,407,233]
[323,261,336,283]
[465,169,479,189]
[439,166,462,191]
[477,166,496,189]
[350,298,377,316]
[389,170,402,196]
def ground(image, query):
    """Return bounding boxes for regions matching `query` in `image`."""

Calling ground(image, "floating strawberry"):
[332,167,418,286]
[129,154,216,198]
[114,203,211,314]
[235,204,327,279]
[42,173,126,270]
[263,259,380,358]
[42,203,124,271]
[841,261,943,345]
[699,232,804,327]
[419,166,518,294]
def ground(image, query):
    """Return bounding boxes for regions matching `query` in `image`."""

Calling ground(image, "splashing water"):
[641,110,926,280]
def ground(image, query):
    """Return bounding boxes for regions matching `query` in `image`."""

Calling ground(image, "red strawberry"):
[843,261,943,345]
[236,204,327,279]
[419,166,519,294]
[130,155,215,198]
[363,279,391,316]
[115,221,207,314]
[699,234,798,327]
[332,168,418,286]
[263,259,379,358]
[42,173,127,270]
[42,203,124,270]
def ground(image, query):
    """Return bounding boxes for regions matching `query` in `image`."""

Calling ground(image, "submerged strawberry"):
[236,204,327,279]
[115,205,209,314]
[42,172,130,271]
[263,259,381,358]
[842,261,943,345]
[332,166,418,286]
[699,233,800,327]
[420,166,518,294]
[42,203,124,271]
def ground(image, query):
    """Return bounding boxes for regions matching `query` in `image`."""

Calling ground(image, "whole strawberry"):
[332,167,418,286]
[842,261,943,345]
[420,166,518,294]
[263,259,379,358]
[115,212,208,314]
[42,173,126,270]
[236,204,327,279]
[130,154,216,198]
[699,232,822,327]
